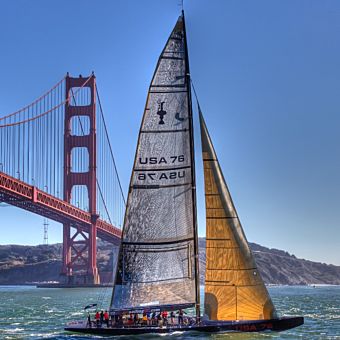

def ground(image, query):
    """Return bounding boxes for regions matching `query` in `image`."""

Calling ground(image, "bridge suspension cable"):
[68,83,126,228]
[0,74,125,230]
[0,77,66,196]
[0,76,66,122]
[0,76,93,128]
[96,87,126,206]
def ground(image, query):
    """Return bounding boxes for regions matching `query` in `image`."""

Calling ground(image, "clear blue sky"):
[0,0,339,265]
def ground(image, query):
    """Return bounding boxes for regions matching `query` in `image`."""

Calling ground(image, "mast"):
[182,10,201,320]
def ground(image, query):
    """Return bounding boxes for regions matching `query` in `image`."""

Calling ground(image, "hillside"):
[198,239,340,285]
[0,239,339,285]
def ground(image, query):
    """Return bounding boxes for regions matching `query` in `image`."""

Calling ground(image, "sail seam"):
[131,182,191,189]
[150,84,186,88]
[149,90,187,94]
[206,268,258,271]
[134,165,191,172]
[125,276,192,284]
[125,247,189,253]
[163,50,185,53]
[206,216,238,219]
[206,207,228,210]
[206,283,264,288]
[122,237,194,246]
[169,36,183,41]
[160,56,183,60]
[140,129,188,133]
[206,246,240,249]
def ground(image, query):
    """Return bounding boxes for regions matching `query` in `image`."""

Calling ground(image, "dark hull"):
[65,316,304,335]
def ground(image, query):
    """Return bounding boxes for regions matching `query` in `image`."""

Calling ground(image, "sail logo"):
[175,112,185,122]
[137,155,186,180]
[156,101,187,125]
[139,155,184,165]
[157,101,166,124]
[138,170,186,181]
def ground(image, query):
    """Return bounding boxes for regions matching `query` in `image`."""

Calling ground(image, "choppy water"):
[0,285,339,339]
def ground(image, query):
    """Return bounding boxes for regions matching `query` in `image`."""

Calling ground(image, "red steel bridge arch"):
[0,74,123,285]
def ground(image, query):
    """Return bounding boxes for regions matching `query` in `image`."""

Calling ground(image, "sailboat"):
[65,12,303,335]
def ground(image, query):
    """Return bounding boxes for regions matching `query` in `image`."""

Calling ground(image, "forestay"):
[110,15,198,311]
[199,109,277,321]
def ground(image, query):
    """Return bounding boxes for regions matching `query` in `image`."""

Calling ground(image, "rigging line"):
[22,110,25,180]
[190,78,201,111]
[179,0,184,12]
[0,76,66,121]
[53,82,57,195]
[69,87,113,224]
[96,87,126,205]
[0,76,93,128]
[96,86,126,206]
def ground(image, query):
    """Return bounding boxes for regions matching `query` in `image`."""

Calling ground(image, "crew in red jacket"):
[95,311,100,327]
[104,310,110,328]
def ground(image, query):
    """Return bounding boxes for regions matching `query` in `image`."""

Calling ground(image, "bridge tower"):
[62,74,100,285]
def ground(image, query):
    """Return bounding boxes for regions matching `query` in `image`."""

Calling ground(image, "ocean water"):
[0,285,339,339]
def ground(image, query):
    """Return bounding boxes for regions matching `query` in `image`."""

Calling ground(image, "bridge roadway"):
[0,171,122,244]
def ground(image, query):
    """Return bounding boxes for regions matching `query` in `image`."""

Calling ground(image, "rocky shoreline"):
[0,239,339,285]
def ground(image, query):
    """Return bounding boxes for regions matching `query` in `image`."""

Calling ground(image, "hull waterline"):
[65,316,304,335]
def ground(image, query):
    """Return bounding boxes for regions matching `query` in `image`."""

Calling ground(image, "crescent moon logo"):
[175,112,185,122]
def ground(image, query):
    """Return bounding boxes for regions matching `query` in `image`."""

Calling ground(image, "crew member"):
[170,311,175,325]
[95,311,100,327]
[177,309,186,326]
[104,310,110,327]
[87,312,92,328]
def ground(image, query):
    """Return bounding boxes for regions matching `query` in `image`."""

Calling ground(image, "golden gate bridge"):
[0,73,124,285]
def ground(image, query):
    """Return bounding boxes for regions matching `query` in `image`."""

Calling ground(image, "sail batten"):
[199,109,276,321]
[110,14,199,312]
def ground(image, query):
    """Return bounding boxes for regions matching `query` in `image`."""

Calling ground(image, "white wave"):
[4,328,24,333]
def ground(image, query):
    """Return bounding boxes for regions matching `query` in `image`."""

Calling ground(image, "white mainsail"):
[110,14,199,311]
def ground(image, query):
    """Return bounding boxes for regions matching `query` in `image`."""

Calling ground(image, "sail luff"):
[182,10,201,319]
[199,109,276,321]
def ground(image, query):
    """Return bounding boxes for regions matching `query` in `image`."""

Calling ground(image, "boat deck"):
[65,316,304,335]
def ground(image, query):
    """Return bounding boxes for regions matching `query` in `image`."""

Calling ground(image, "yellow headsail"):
[199,110,276,321]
